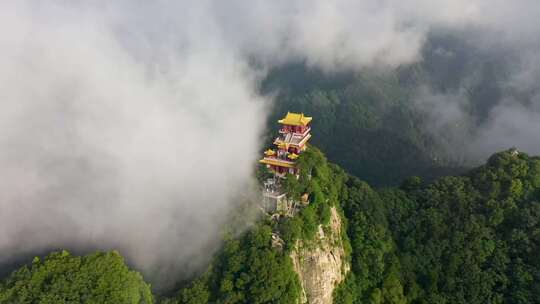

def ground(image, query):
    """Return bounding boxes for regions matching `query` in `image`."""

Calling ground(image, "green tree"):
[0,250,153,304]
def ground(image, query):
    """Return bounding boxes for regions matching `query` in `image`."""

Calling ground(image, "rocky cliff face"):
[290,207,349,304]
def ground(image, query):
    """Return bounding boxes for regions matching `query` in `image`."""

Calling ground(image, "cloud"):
[2,0,540,287]
[468,53,540,159]
[0,1,266,287]
[471,104,540,158]
[0,1,436,283]
[409,0,540,162]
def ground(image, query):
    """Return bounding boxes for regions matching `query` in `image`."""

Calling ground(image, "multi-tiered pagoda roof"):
[260,112,312,177]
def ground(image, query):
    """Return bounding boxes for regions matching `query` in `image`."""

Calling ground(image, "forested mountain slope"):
[341,149,540,303]
[263,64,442,187]
[261,33,514,186]
[1,148,538,303]
[0,251,153,303]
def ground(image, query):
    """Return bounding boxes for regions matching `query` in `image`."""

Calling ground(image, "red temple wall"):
[281,124,310,134]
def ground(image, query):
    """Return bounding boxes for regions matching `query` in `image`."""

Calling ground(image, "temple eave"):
[259,158,296,168]
[277,112,312,126]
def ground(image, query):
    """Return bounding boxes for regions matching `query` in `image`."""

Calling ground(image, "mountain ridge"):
[1,147,538,303]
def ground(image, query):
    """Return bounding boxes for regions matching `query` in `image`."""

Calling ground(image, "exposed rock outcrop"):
[290,207,349,304]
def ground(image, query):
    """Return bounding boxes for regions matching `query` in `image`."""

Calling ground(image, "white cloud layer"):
[2,0,540,285]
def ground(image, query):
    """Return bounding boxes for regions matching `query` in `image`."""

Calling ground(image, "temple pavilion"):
[260,112,312,178]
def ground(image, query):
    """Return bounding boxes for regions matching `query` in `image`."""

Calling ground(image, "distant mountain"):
[261,32,517,187]
[2,33,538,303]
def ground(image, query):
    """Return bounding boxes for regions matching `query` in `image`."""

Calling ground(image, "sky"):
[1,0,540,286]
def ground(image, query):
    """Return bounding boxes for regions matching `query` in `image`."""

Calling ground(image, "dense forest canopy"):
[261,33,520,186]
[2,148,537,303]
[0,251,153,304]
[2,34,538,304]
[340,149,540,303]
[3,2,540,304]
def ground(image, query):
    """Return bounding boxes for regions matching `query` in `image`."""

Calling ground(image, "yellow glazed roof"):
[264,149,276,156]
[259,158,295,168]
[287,153,299,160]
[278,112,312,126]
[278,142,289,149]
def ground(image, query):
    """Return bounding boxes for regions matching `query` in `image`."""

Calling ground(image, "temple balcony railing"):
[261,156,295,165]
[274,133,310,146]
[278,126,311,136]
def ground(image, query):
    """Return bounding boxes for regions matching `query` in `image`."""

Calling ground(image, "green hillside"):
[0,251,153,304]
[1,148,538,303]
[261,33,514,186]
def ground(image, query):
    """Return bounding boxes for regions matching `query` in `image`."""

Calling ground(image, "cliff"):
[290,206,349,304]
